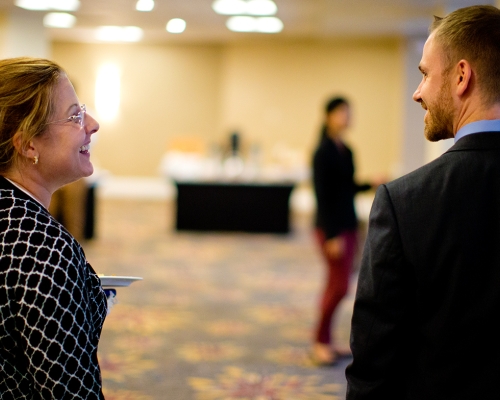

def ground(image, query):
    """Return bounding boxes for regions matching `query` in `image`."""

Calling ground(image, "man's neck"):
[454,102,500,136]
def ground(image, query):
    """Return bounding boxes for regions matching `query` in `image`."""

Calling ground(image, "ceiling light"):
[226,16,283,33]
[226,16,256,32]
[15,0,50,10]
[256,16,283,33]
[43,12,76,28]
[212,0,247,15]
[212,0,278,15]
[49,0,80,11]
[15,0,80,11]
[212,0,277,16]
[95,26,144,42]
[136,0,154,12]
[246,0,277,16]
[166,18,186,33]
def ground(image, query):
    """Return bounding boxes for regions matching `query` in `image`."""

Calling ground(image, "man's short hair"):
[431,5,500,106]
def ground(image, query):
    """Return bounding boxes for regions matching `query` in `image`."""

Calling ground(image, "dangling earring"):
[33,156,38,165]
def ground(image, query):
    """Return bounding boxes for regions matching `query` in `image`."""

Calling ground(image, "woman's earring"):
[33,156,38,165]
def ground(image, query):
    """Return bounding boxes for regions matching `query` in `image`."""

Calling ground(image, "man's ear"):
[12,132,38,160]
[455,59,473,97]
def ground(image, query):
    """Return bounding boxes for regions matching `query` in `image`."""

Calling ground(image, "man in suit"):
[346,5,500,399]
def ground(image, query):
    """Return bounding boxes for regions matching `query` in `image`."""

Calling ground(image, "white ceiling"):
[0,0,492,44]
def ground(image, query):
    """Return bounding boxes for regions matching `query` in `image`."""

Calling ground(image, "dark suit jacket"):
[346,131,500,399]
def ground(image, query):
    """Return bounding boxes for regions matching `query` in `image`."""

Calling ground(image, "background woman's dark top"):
[313,135,371,239]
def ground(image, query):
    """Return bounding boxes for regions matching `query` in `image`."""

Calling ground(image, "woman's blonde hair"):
[0,57,65,173]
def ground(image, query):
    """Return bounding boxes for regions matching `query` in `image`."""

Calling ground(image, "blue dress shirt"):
[455,120,500,143]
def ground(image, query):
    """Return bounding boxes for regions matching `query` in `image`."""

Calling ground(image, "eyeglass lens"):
[79,104,86,126]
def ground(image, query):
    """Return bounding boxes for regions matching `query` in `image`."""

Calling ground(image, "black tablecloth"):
[174,181,295,233]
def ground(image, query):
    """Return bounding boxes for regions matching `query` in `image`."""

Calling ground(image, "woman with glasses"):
[0,57,106,398]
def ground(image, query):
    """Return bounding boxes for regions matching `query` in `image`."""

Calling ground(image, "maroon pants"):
[314,228,357,345]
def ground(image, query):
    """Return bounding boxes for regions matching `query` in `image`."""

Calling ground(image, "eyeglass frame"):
[46,104,86,127]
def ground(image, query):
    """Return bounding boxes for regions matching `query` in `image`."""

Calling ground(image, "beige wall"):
[53,42,223,176]
[1,9,48,58]
[52,37,404,180]
[0,12,5,52]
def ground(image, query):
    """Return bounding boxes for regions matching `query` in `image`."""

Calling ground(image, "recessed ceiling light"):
[49,0,80,11]
[95,26,144,42]
[15,0,80,11]
[212,0,247,15]
[226,16,256,32]
[226,15,283,33]
[246,0,277,16]
[136,0,154,12]
[166,18,187,34]
[43,12,76,28]
[15,0,50,10]
[212,0,277,16]
[256,16,283,33]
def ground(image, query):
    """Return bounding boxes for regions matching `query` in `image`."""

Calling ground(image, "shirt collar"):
[455,120,500,143]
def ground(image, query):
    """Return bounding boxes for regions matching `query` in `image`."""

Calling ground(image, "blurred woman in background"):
[311,96,374,365]
[0,57,106,398]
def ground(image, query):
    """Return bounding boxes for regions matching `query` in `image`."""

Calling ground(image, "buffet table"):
[174,180,295,233]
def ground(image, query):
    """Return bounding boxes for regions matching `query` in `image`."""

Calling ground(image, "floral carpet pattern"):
[83,199,357,399]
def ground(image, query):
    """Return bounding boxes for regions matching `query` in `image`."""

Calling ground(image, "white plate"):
[99,275,143,288]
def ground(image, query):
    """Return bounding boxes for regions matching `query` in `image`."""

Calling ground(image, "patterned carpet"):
[82,198,359,400]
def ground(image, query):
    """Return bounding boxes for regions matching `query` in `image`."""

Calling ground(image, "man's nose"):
[413,80,423,102]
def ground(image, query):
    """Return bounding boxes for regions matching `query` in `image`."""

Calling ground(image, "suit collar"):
[446,131,500,153]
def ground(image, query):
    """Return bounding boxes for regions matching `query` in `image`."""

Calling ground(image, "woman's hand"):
[324,236,345,259]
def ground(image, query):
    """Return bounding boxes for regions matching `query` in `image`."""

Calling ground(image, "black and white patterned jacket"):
[0,177,107,399]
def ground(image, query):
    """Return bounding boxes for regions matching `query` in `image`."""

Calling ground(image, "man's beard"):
[423,80,454,142]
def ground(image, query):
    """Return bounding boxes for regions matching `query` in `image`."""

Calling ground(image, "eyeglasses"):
[46,104,86,127]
